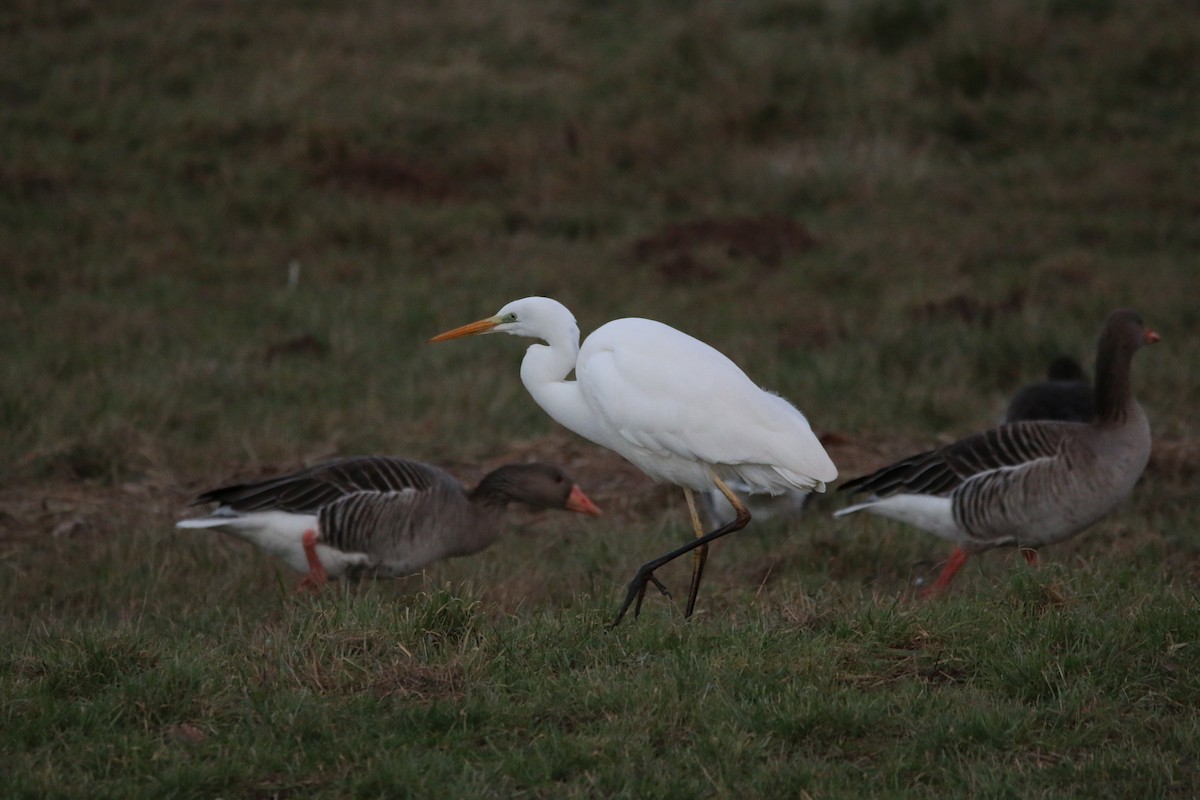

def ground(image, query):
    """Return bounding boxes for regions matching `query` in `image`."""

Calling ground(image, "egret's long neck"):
[518,331,601,444]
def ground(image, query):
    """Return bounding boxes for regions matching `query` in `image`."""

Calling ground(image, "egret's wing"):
[579,320,757,457]
[578,319,836,486]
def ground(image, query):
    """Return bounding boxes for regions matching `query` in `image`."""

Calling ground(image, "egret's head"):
[428,296,577,344]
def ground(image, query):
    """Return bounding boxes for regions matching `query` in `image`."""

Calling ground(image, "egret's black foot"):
[610,567,671,628]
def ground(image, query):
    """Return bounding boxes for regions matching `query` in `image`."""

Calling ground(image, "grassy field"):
[3,0,1200,796]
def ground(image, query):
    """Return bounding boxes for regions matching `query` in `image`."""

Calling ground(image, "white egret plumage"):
[429,296,837,624]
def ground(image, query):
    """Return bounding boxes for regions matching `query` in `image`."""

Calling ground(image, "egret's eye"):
[502,313,518,323]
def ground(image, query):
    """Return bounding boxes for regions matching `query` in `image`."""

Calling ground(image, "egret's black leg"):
[610,572,673,629]
[610,478,751,627]
[685,478,747,617]
[683,487,709,618]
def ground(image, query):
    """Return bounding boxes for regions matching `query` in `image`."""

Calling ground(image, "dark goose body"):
[1004,355,1095,424]
[835,310,1158,593]
[177,457,601,581]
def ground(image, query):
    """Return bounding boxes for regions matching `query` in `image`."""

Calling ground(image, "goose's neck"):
[468,476,520,513]
[1094,335,1136,424]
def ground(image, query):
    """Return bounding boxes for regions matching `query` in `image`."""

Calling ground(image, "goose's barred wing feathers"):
[840,421,1071,499]
[191,457,444,514]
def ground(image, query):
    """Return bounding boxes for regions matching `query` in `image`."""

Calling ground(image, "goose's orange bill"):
[566,485,602,517]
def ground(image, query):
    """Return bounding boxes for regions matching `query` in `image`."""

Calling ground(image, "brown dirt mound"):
[907,289,1027,326]
[312,146,463,202]
[633,215,818,283]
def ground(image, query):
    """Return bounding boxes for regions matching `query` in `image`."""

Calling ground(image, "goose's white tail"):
[175,511,320,574]
[832,501,876,518]
[175,517,234,530]
[833,494,961,542]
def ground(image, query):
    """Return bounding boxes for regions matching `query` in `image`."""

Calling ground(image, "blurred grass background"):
[2,0,1199,796]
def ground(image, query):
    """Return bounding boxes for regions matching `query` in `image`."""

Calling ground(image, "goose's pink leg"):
[294,530,327,594]
[919,547,969,598]
[1020,548,1040,567]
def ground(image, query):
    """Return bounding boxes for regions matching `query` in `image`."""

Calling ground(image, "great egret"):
[177,457,601,591]
[836,309,1158,595]
[429,296,837,624]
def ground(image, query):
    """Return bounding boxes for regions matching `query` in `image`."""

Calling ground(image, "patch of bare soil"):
[262,333,329,364]
[907,288,1026,326]
[1147,437,1200,480]
[7,433,1189,562]
[776,309,849,349]
[0,164,72,198]
[0,428,939,547]
[632,215,818,283]
[311,145,464,202]
[0,480,189,593]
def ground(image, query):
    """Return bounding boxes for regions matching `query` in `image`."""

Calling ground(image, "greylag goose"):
[1004,355,1095,423]
[835,309,1158,595]
[429,296,836,624]
[177,457,602,591]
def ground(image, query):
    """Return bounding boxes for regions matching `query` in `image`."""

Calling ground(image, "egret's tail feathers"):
[728,464,828,495]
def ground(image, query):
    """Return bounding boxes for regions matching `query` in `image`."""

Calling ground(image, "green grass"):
[2,0,1199,796]
[5,579,1200,797]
